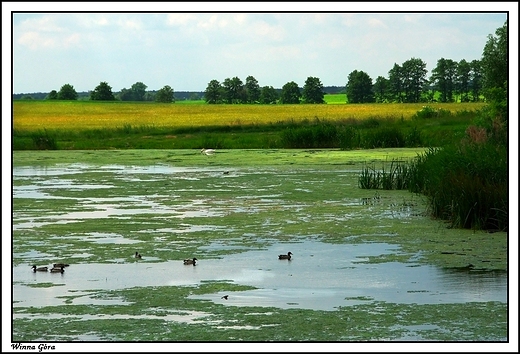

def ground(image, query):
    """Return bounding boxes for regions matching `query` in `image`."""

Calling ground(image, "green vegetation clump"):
[358,111,507,231]
[408,143,507,231]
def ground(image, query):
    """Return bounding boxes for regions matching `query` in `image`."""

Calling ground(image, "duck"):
[53,263,70,268]
[50,266,65,273]
[31,265,48,272]
[134,252,142,259]
[183,258,197,265]
[278,252,293,260]
[221,295,229,300]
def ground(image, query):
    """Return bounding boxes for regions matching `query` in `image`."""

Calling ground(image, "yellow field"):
[13,101,486,131]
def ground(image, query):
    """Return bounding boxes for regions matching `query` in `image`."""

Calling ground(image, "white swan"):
[201,148,216,156]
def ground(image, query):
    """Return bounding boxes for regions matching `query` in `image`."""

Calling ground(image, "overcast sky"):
[5,3,513,94]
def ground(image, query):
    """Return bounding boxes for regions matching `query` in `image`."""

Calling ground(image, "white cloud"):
[17,31,52,50]
[117,18,143,31]
[9,11,512,93]
[367,18,387,29]
[166,13,198,26]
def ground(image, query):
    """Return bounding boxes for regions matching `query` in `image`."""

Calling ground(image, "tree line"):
[203,22,505,105]
[203,76,325,104]
[17,22,506,106]
[41,82,176,103]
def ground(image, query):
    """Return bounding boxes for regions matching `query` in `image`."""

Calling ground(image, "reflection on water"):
[12,240,507,312]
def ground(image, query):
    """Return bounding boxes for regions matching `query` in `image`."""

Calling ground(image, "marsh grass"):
[407,144,508,231]
[359,159,411,190]
[360,141,507,232]
[30,129,57,150]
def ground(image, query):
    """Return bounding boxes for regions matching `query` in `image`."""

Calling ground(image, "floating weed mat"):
[13,283,507,342]
[358,159,411,190]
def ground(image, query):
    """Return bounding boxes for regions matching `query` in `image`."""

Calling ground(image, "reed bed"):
[359,143,508,231]
[407,144,508,231]
[358,159,411,190]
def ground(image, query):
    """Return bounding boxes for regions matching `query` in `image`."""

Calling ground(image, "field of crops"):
[13,100,486,131]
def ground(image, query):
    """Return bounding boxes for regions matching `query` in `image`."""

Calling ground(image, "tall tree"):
[480,21,508,127]
[118,88,133,101]
[259,86,279,104]
[430,58,457,102]
[223,77,245,104]
[373,76,390,103]
[155,85,174,103]
[481,21,507,94]
[204,79,223,104]
[131,82,148,101]
[456,59,471,102]
[302,76,325,104]
[345,70,374,103]
[57,84,78,100]
[144,92,156,101]
[245,75,261,103]
[279,81,301,104]
[401,57,428,103]
[388,63,404,102]
[470,59,483,102]
[90,81,115,101]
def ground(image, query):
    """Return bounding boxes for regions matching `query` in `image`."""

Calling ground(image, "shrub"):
[31,130,58,150]
[413,105,452,119]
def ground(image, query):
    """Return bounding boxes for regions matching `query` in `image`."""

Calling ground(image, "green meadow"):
[13,100,485,150]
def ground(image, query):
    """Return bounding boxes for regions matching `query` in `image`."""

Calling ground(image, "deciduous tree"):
[388,63,404,102]
[373,76,390,103]
[456,59,471,102]
[481,21,507,94]
[90,81,115,101]
[346,70,374,103]
[155,85,174,103]
[204,79,223,104]
[223,77,246,104]
[430,58,457,102]
[245,75,261,103]
[46,90,58,100]
[470,60,483,102]
[401,57,428,103]
[280,81,301,104]
[259,86,279,104]
[302,76,325,104]
[57,84,78,100]
[131,82,148,101]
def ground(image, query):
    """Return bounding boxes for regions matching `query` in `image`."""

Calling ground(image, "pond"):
[10,150,509,344]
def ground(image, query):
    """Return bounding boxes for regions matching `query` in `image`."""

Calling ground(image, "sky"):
[5,3,514,94]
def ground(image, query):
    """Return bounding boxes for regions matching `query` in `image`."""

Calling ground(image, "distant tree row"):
[44,82,175,103]
[204,76,325,104]
[349,57,484,104]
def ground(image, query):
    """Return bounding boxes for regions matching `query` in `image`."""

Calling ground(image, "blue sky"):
[5,3,513,94]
